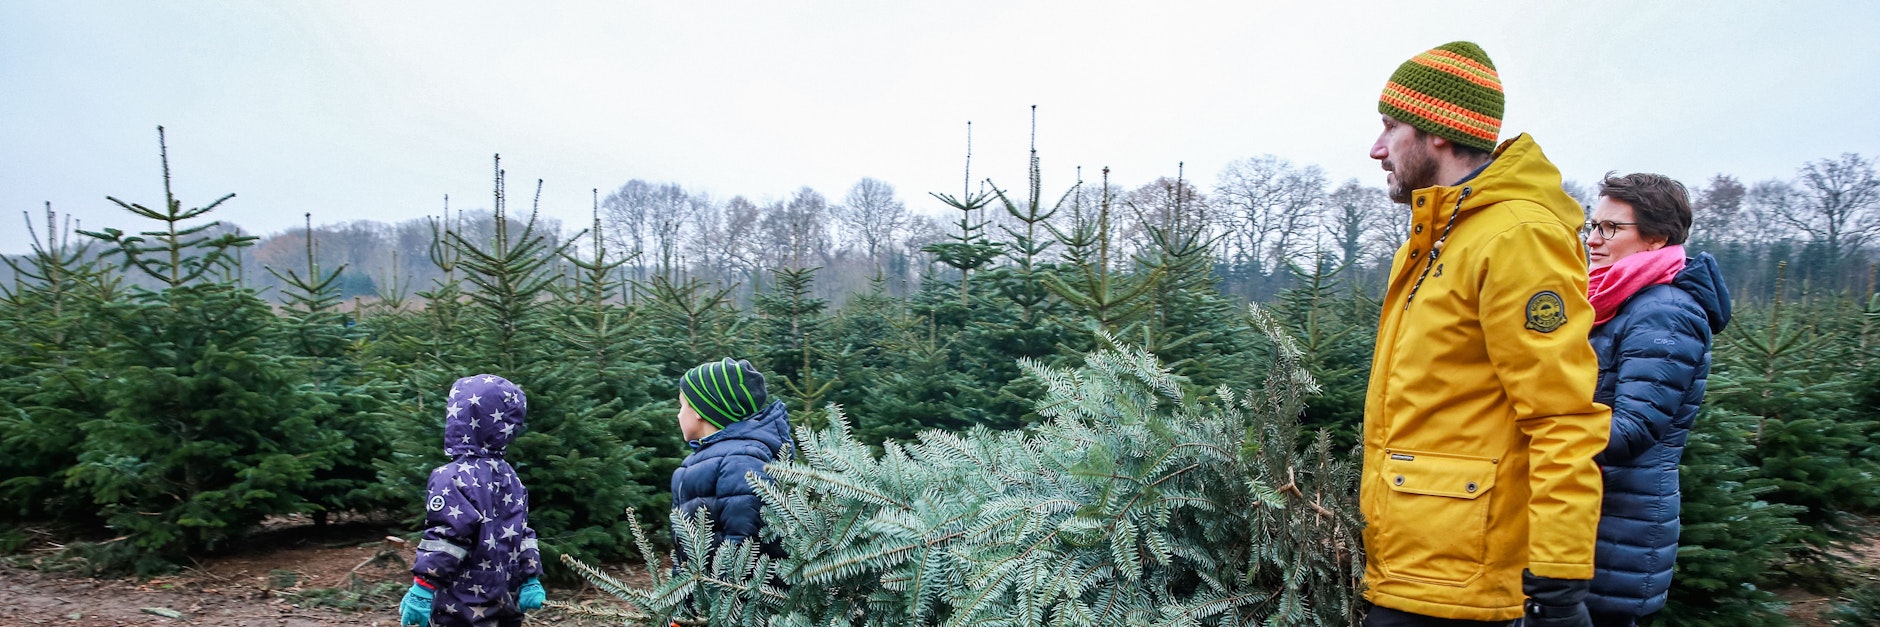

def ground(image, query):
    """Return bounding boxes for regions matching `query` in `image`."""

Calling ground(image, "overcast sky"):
[4,1,1877,255]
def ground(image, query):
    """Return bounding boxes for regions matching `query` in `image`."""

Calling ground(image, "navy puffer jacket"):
[1585,253,1730,617]
[671,400,792,563]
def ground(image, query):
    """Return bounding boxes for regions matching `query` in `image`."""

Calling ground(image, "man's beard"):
[1385,143,1439,205]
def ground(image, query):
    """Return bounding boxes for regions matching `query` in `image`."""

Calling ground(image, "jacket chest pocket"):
[1377,449,1498,587]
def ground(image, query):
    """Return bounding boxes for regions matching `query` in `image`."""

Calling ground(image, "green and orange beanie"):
[1379,41,1504,153]
[680,358,768,428]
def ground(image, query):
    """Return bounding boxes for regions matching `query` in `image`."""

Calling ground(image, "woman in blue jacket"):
[1579,173,1730,626]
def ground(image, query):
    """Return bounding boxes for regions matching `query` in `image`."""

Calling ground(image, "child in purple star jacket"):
[399,374,545,627]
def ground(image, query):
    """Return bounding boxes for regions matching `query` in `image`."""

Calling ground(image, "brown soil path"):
[3,519,649,626]
[5,517,1873,625]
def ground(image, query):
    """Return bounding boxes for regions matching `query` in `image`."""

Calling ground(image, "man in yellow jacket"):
[1360,41,1611,627]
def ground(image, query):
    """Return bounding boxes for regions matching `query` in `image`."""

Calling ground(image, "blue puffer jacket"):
[671,400,792,563]
[1585,253,1730,617]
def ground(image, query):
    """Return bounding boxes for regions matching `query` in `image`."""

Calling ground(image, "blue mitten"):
[519,577,545,611]
[400,582,435,626]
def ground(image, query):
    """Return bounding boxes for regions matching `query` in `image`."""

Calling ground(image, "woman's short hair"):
[1597,172,1692,246]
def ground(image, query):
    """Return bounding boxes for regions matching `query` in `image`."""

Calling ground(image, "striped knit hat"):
[680,358,768,429]
[1379,41,1504,153]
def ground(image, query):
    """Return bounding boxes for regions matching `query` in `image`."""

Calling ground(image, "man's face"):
[1370,115,1439,205]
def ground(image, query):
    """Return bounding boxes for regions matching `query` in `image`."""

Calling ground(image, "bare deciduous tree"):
[719,195,765,291]
[601,180,696,281]
[644,183,693,280]
[679,193,722,282]
[1213,155,1327,274]
[1324,179,1395,267]
[1783,153,1880,262]
[1690,174,1748,245]
[761,187,832,270]
[1741,179,1798,251]
[900,213,947,283]
[835,178,909,267]
[601,180,653,280]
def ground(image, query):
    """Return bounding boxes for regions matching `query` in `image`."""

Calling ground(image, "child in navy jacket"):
[670,358,792,565]
[399,374,545,627]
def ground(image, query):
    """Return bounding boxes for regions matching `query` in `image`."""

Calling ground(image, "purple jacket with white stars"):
[411,374,542,626]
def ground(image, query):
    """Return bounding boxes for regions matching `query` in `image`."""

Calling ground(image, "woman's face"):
[1586,197,1666,269]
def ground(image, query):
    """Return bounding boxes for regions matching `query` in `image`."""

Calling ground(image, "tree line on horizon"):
[12,131,1873,311]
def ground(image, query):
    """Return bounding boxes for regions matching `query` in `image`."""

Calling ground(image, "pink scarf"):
[1588,245,1686,328]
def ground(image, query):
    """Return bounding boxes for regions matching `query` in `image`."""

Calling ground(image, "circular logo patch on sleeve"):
[428,495,445,512]
[1525,291,1567,333]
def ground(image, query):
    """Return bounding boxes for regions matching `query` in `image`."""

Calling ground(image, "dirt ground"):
[1779,532,1880,627]
[1,516,652,627]
[4,516,1875,626]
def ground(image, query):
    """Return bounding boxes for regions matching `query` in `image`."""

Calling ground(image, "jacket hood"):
[692,399,792,456]
[1451,133,1583,230]
[1673,252,1732,334]
[443,374,528,457]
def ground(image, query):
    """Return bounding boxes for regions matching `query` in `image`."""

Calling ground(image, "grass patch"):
[284,576,408,611]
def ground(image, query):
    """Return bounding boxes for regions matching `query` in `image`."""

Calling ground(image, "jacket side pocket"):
[1377,449,1498,587]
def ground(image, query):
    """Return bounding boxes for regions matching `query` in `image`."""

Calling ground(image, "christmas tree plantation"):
[6,123,1876,622]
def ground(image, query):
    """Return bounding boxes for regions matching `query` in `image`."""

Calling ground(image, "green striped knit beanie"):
[1379,41,1504,153]
[680,358,768,428]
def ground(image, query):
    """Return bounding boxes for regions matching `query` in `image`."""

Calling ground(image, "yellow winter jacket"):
[1361,134,1611,621]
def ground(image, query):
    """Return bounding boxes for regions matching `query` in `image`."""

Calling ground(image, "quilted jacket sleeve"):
[1604,295,1708,463]
[1478,220,1610,580]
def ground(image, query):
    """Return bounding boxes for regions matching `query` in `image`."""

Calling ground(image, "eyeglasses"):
[1581,220,1638,239]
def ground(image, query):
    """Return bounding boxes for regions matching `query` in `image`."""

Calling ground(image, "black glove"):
[1522,569,1592,627]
